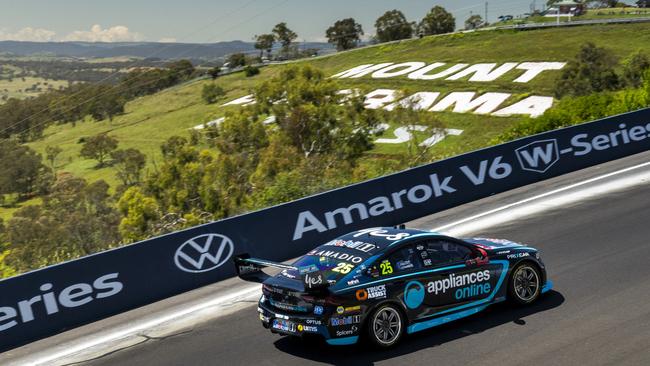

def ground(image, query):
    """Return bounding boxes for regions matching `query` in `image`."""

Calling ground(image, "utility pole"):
[485,2,488,23]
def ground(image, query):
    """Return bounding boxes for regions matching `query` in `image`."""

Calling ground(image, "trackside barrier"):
[1,108,649,351]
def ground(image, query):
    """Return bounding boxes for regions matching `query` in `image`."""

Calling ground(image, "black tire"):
[366,304,405,348]
[508,262,542,305]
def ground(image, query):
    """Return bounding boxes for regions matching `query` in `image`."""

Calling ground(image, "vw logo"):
[174,233,234,273]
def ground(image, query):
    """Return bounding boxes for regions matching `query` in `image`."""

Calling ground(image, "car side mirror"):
[466,248,489,267]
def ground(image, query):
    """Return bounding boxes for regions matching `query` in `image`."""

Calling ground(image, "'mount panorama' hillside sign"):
[225,61,567,118]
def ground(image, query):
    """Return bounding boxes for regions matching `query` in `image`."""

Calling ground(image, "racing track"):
[83,167,650,365]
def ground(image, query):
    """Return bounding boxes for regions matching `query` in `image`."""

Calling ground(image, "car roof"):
[332,227,442,255]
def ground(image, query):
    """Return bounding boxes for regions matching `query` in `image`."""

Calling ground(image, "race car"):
[234,226,552,347]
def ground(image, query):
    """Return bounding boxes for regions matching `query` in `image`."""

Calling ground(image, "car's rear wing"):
[233,254,330,292]
[233,254,297,283]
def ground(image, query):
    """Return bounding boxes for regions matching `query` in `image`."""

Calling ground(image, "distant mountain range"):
[0,40,333,60]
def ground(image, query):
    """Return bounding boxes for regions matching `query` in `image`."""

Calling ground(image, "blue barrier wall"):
[1,108,649,351]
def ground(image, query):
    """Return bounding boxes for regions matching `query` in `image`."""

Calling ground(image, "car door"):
[368,244,428,319]
[411,239,501,318]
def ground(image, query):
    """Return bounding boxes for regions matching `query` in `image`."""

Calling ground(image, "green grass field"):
[2,22,649,220]
[0,71,68,103]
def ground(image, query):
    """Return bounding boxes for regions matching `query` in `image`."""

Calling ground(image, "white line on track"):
[13,160,650,366]
[433,161,650,236]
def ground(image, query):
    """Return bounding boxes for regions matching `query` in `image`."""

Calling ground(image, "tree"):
[375,10,414,43]
[418,6,455,36]
[244,65,260,77]
[208,66,220,79]
[202,83,225,104]
[389,100,446,167]
[255,65,382,161]
[80,133,119,167]
[166,59,195,80]
[623,51,650,88]
[45,145,62,170]
[0,139,51,197]
[465,14,484,30]
[254,34,275,58]
[5,173,120,271]
[111,148,146,186]
[556,42,621,98]
[227,53,247,69]
[117,186,160,242]
[326,18,364,51]
[272,23,298,54]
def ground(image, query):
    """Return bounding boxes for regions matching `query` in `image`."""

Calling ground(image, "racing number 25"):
[380,261,393,275]
[333,262,354,274]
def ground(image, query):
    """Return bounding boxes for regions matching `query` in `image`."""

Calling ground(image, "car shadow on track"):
[273,290,564,365]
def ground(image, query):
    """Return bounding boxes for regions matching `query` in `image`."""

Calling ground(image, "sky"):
[0,0,538,43]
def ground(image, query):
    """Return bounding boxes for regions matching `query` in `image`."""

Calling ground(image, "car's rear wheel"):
[367,304,404,348]
[508,263,541,305]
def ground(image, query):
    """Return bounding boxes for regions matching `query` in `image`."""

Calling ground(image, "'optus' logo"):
[174,234,234,273]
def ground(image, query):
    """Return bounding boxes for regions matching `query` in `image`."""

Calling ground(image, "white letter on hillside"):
[331,63,394,78]
[372,62,426,78]
[408,63,468,80]
[492,96,554,118]
[223,94,255,106]
[293,211,328,240]
[384,92,440,111]
[430,92,511,114]
[446,63,519,82]
[513,62,566,83]
[365,89,397,109]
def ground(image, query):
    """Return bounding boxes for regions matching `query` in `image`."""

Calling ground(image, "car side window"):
[380,245,420,275]
[420,240,473,267]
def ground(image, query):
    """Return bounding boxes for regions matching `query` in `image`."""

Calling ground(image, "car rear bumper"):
[257,298,332,339]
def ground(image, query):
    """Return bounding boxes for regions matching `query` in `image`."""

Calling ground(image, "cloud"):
[158,37,177,43]
[0,27,57,42]
[63,24,144,42]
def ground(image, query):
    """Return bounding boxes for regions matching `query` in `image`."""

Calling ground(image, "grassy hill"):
[2,22,649,219]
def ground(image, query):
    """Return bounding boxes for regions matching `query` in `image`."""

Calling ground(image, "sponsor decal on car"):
[336,329,354,337]
[298,324,318,333]
[356,289,368,301]
[353,228,411,241]
[347,278,360,286]
[299,264,319,274]
[427,270,492,300]
[404,281,426,309]
[330,315,361,326]
[272,319,296,333]
[323,239,377,253]
[396,260,414,270]
[336,306,345,314]
[305,319,322,325]
[307,250,363,264]
[313,306,324,315]
[367,284,387,299]
[343,305,361,313]
[507,252,530,259]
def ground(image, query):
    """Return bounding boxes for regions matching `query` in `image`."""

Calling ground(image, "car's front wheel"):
[367,304,405,348]
[508,263,541,305]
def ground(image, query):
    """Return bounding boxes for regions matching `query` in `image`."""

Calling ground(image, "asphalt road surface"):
[84,182,650,366]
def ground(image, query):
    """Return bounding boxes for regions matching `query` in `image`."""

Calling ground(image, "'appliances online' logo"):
[174,234,234,273]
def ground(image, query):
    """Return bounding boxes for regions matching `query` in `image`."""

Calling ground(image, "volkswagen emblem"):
[174,233,234,273]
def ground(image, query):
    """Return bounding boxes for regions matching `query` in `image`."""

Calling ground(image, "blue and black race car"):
[234,226,552,347]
